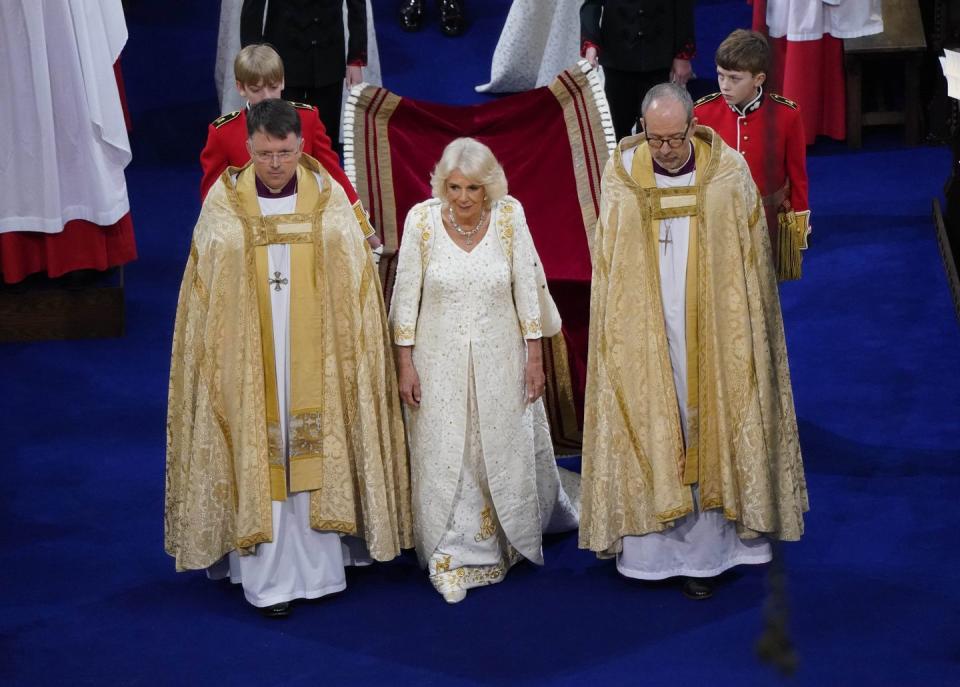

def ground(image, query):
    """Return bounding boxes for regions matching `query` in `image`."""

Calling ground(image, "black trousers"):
[283,82,344,150]
[603,66,670,141]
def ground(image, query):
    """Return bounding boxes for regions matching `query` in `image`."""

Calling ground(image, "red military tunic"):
[199,102,373,236]
[695,89,810,277]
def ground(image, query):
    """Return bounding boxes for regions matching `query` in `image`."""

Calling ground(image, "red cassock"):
[695,90,809,242]
[198,102,361,207]
[749,0,846,144]
[0,61,137,285]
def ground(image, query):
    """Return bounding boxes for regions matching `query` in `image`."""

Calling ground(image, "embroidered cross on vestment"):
[269,271,288,292]
[659,227,673,255]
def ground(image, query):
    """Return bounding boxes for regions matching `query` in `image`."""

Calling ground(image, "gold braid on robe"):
[579,127,809,557]
[165,155,412,572]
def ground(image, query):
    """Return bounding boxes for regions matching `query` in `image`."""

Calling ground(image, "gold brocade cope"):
[578,127,809,557]
[234,164,330,501]
[164,155,413,572]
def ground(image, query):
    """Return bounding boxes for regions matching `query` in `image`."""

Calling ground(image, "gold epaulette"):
[694,92,723,107]
[770,93,799,110]
[290,101,315,111]
[212,110,241,128]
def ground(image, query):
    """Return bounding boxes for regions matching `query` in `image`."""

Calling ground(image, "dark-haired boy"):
[695,29,809,280]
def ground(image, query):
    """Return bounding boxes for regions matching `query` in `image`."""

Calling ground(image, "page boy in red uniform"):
[199,44,381,253]
[694,29,809,280]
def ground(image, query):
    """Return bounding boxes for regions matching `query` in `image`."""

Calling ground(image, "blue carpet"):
[3,2,959,685]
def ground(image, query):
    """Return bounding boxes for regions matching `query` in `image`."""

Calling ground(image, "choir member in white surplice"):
[753,0,883,143]
[580,84,808,600]
[389,138,579,604]
[166,99,412,617]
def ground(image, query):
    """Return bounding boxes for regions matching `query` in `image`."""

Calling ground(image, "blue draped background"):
[2,1,959,684]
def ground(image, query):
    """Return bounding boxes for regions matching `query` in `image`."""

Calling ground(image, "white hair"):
[430,137,508,208]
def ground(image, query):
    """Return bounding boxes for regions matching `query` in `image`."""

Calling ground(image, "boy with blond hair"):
[200,44,379,249]
[694,29,809,280]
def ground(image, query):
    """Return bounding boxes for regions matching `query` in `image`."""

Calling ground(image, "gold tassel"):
[777,210,803,282]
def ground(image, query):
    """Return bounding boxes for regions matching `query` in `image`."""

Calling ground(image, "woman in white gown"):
[389,138,579,604]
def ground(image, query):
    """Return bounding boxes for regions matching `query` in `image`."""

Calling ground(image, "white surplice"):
[615,147,772,580]
[207,175,372,607]
[0,0,131,234]
[766,0,883,41]
[389,198,579,598]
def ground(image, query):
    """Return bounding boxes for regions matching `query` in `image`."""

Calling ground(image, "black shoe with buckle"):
[681,576,715,600]
[259,601,291,617]
[438,0,466,37]
[399,0,424,32]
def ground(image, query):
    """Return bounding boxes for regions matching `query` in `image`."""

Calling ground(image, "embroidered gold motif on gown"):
[475,506,495,542]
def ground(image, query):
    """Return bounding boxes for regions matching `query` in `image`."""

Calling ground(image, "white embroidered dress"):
[390,197,579,598]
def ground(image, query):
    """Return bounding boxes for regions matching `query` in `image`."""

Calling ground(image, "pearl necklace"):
[447,205,486,245]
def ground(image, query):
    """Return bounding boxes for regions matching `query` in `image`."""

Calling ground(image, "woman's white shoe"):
[442,588,467,604]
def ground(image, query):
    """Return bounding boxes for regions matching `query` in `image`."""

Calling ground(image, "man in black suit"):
[241,0,367,147]
[581,0,696,141]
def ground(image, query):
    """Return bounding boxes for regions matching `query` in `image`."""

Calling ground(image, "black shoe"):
[438,0,466,37]
[259,601,291,617]
[399,0,424,32]
[681,577,714,600]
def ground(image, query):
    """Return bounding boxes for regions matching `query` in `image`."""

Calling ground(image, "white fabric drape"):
[476,0,586,93]
[0,0,131,234]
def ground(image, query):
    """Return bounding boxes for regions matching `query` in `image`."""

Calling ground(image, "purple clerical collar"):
[652,143,695,177]
[255,174,297,198]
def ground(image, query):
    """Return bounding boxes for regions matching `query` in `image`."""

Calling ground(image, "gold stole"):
[235,165,332,501]
[630,138,710,486]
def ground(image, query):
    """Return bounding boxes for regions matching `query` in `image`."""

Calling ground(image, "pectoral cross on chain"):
[659,226,673,255]
[268,271,288,292]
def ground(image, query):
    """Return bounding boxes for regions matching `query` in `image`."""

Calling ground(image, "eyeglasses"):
[644,122,691,149]
[251,150,298,163]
